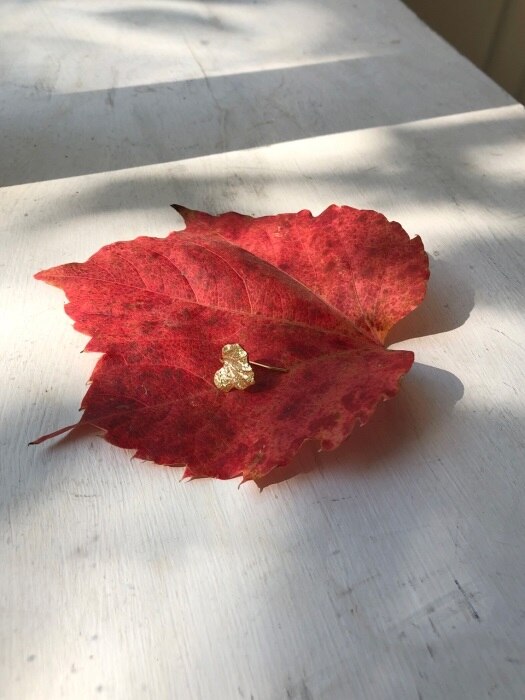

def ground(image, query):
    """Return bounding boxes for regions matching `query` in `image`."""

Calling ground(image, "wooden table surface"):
[1,1,524,698]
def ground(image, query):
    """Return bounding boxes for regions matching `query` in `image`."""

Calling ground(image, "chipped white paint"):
[1,1,524,699]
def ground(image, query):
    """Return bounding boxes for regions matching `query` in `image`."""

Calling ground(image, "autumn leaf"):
[32,205,429,482]
[173,204,428,344]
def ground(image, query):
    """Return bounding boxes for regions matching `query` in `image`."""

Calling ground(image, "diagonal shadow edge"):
[1,53,514,186]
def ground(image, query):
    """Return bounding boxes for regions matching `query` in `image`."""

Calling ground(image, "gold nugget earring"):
[214,343,288,392]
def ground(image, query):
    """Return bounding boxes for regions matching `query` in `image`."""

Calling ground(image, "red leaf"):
[33,205,429,482]
[173,204,428,343]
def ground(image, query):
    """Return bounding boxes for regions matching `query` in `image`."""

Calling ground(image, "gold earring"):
[214,343,288,392]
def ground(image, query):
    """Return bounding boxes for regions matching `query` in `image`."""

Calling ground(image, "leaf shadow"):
[255,362,464,489]
[386,255,475,344]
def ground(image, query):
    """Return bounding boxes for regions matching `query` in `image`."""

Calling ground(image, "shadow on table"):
[191,383,525,696]
[2,0,513,187]
[21,105,525,231]
[386,255,475,344]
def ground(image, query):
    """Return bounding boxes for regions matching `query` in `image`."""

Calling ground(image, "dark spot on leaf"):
[277,402,301,420]
[309,413,339,432]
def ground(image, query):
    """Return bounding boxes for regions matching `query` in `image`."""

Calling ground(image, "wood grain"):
[1,1,524,699]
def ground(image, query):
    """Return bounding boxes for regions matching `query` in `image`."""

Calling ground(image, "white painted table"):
[1,1,524,698]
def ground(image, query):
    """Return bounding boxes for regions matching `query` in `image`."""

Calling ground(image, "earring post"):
[251,361,288,373]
